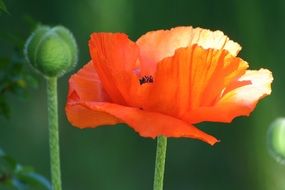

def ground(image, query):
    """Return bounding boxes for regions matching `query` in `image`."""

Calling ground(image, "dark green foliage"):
[0,10,39,118]
[0,47,38,118]
[0,2,48,188]
[0,0,8,14]
[0,3,48,188]
[0,148,51,190]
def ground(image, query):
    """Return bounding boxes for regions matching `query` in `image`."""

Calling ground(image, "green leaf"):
[0,148,51,190]
[16,172,51,190]
[0,0,8,14]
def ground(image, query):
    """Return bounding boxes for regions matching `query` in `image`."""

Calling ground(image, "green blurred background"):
[0,0,284,189]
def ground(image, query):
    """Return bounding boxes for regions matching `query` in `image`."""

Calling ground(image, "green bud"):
[267,118,285,165]
[24,25,78,78]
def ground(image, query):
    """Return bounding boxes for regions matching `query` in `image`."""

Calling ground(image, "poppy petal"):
[143,45,249,122]
[66,61,119,126]
[189,69,273,123]
[136,26,241,75]
[67,61,109,103]
[89,33,140,105]
[66,101,219,145]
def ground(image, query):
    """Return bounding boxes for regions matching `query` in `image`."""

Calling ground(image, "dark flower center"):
[139,75,154,85]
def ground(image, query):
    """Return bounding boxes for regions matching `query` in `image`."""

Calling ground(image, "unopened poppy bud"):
[24,25,78,78]
[267,118,285,164]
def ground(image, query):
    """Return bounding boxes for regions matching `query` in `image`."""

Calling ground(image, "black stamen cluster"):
[139,75,154,85]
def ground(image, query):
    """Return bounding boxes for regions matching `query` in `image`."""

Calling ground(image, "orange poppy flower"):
[65,26,273,145]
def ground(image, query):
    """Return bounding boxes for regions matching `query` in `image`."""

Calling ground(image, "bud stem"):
[47,77,62,190]
[153,136,167,190]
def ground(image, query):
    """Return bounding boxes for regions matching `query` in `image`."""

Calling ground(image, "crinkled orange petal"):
[189,69,273,123]
[66,103,120,127]
[65,60,218,145]
[67,61,109,102]
[142,45,249,122]
[66,101,218,145]
[136,26,241,75]
[89,33,140,106]
[66,61,119,126]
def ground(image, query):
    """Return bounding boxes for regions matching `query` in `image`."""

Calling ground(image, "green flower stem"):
[47,77,62,190]
[153,136,168,190]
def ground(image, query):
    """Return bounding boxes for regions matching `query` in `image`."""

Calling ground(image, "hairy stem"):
[47,77,62,190]
[153,136,168,190]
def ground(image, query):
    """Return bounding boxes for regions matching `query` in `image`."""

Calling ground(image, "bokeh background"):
[0,0,284,189]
